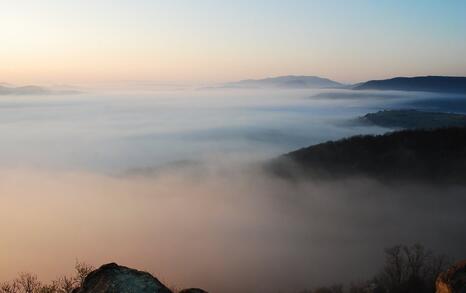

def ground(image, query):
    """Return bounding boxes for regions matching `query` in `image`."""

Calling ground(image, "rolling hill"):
[360,109,466,129]
[222,75,343,89]
[0,85,50,95]
[353,76,466,94]
[269,127,466,183]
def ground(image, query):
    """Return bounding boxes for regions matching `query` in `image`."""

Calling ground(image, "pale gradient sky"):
[1,0,466,85]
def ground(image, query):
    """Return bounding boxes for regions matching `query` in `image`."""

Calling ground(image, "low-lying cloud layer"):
[1,88,465,292]
[1,162,465,293]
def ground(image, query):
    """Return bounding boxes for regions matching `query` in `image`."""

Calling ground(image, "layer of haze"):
[2,1,466,291]
[0,88,446,172]
[1,89,466,292]
[1,166,465,293]
[0,89,393,172]
[1,0,466,85]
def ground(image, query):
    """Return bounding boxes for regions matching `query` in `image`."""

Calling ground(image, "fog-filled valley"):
[0,88,450,172]
[3,1,466,292]
[1,88,466,292]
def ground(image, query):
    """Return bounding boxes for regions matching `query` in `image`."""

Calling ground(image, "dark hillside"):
[360,109,466,129]
[354,76,466,94]
[270,127,466,183]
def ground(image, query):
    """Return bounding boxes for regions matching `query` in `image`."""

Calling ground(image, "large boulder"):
[436,260,466,293]
[73,263,172,293]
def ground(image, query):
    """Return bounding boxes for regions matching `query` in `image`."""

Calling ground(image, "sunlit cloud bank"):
[1,163,465,293]
[0,88,465,292]
[0,89,395,173]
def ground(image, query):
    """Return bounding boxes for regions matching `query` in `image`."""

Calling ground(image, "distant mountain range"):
[220,75,466,93]
[222,75,344,89]
[0,85,51,95]
[3,75,466,94]
[0,84,80,95]
[353,76,466,94]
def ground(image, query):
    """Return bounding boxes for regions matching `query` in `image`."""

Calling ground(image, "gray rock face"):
[436,260,466,293]
[73,263,172,293]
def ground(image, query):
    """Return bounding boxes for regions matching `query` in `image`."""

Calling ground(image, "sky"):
[0,0,466,85]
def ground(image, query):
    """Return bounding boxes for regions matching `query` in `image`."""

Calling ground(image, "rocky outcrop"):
[436,260,466,293]
[73,263,208,293]
[73,263,172,293]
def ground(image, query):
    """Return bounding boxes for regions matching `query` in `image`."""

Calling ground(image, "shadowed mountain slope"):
[223,75,343,89]
[269,127,466,183]
[0,85,50,95]
[354,76,466,94]
[360,109,466,129]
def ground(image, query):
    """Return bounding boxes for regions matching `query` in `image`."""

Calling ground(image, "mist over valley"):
[1,84,466,292]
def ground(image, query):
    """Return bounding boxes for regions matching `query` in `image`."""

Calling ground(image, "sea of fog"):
[1,88,466,293]
[0,88,449,172]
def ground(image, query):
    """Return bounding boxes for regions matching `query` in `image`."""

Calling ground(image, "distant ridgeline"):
[269,127,466,184]
[353,76,466,94]
[222,75,343,89]
[0,84,80,95]
[0,85,50,95]
[221,75,466,92]
[360,110,466,129]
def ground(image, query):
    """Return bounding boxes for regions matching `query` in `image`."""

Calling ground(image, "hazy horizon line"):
[3,72,466,89]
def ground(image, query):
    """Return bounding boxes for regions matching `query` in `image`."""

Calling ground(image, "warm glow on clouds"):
[1,166,465,293]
